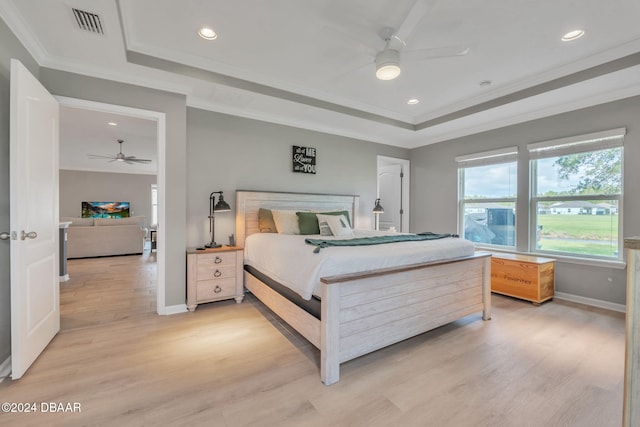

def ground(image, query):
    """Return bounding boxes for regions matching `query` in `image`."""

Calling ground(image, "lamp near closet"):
[373,198,384,231]
[205,191,231,248]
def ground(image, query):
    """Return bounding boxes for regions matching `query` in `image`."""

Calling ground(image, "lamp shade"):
[373,198,384,213]
[214,193,231,211]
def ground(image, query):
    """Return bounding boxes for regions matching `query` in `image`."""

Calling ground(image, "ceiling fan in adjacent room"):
[87,139,151,164]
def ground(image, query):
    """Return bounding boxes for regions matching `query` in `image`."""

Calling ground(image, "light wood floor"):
[0,252,625,427]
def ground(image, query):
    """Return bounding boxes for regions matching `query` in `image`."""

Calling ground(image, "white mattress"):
[244,230,475,300]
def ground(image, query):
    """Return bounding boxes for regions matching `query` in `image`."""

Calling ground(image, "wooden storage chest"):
[491,253,555,304]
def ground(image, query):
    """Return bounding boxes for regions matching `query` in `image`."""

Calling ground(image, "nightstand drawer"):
[196,278,237,301]
[196,264,236,281]
[197,252,236,267]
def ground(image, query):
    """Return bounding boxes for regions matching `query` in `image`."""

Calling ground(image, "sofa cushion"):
[67,224,145,258]
[62,217,94,226]
[94,216,144,227]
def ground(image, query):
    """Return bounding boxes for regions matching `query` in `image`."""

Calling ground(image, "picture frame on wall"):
[292,145,316,174]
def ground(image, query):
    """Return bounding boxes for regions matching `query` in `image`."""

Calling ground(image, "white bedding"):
[244,229,475,300]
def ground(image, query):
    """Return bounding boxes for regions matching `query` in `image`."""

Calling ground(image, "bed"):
[236,190,491,385]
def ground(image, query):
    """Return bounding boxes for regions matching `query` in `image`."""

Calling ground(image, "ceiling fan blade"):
[87,154,115,159]
[321,24,380,56]
[87,140,150,165]
[394,0,438,45]
[403,45,470,61]
[124,157,152,163]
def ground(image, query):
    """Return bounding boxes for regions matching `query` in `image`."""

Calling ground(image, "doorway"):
[377,156,410,232]
[55,96,167,314]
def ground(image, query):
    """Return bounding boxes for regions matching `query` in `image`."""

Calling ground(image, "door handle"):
[20,231,37,240]
[0,232,11,240]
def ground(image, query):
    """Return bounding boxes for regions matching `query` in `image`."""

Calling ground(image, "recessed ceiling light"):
[198,27,217,40]
[108,122,118,126]
[479,80,492,88]
[561,29,584,42]
[407,98,420,105]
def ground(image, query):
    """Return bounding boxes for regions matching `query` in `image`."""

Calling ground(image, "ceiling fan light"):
[375,49,401,80]
[376,64,401,80]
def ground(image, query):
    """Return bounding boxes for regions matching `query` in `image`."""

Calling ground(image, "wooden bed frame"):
[236,190,491,385]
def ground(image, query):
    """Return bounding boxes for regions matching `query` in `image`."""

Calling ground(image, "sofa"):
[61,216,147,259]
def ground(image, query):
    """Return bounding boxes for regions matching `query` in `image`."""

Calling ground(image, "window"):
[529,128,624,260]
[456,147,518,248]
[150,184,158,226]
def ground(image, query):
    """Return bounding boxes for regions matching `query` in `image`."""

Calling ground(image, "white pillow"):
[317,214,333,236]
[271,210,300,234]
[317,214,353,237]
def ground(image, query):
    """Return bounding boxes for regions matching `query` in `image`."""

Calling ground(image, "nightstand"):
[186,246,244,311]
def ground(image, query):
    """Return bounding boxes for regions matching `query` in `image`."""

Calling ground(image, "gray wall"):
[410,95,640,305]
[60,170,156,227]
[39,68,188,308]
[0,17,41,368]
[186,108,409,247]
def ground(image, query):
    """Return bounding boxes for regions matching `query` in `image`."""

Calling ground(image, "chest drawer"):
[197,251,237,268]
[196,278,237,301]
[196,264,236,281]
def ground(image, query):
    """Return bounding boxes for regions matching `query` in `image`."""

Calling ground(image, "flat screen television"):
[82,201,131,218]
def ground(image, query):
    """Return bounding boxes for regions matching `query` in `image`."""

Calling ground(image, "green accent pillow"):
[258,208,277,233]
[296,210,351,235]
[297,212,321,235]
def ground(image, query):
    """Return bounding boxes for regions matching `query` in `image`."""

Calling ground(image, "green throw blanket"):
[305,232,459,253]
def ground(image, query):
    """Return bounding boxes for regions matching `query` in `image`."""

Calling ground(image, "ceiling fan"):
[373,26,469,80]
[337,0,470,80]
[88,139,151,164]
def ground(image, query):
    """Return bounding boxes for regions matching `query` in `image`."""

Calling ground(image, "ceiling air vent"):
[72,8,104,35]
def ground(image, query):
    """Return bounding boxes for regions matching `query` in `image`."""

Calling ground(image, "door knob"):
[0,232,11,240]
[20,231,37,240]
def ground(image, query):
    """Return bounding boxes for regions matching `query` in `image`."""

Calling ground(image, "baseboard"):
[157,304,188,315]
[0,356,11,383]
[555,291,626,313]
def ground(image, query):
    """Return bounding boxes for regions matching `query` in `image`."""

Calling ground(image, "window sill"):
[476,246,626,269]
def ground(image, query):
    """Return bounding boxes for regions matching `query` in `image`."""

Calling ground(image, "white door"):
[378,164,403,231]
[10,59,60,379]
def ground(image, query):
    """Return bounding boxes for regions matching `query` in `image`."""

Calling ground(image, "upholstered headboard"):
[235,190,360,244]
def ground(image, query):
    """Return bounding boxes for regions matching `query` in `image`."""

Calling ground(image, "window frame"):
[456,146,518,249]
[528,128,625,261]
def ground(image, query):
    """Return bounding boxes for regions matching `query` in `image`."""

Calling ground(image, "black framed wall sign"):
[292,145,317,174]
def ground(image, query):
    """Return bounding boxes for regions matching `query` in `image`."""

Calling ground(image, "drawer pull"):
[214,256,222,264]
[214,270,222,277]
[214,285,222,294]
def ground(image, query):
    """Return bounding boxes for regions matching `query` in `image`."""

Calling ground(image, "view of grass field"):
[537,214,619,257]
